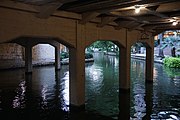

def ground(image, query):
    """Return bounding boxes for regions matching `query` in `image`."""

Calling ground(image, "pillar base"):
[55,68,61,71]
[119,88,130,120]
[145,79,153,83]
[119,88,130,93]
[25,71,32,74]
[69,104,85,112]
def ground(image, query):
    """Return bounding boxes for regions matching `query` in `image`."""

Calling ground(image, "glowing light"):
[172,21,178,26]
[12,81,26,109]
[135,5,141,14]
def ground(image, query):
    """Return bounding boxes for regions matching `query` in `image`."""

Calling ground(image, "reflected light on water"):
[40,86,48,109]
[0,53,179,120]
[153,67,158,79]
[12,80,26,109]
[61,71,69,111]
[92,70,102,81]
[151,110,180,120]
[89,66,103,82]
[87,66,104,93]
[132,84,146,119]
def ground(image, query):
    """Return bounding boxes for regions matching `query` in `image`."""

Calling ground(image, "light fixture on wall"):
[172,21,178,26]
[134,5,141,14]
[169,18,178,26]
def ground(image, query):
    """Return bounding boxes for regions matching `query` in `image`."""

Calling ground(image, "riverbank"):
[61,58,94,65]
[104,51,164,64]
[0,53,164,70]
[0,58,94,70]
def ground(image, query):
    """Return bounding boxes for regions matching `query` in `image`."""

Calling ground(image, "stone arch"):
[4,36,73,72]
[85,39,125,49]
[85,38,131,89]
[8,36,75,48]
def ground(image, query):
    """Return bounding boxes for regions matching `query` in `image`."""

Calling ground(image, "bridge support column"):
[69,23,85,111]
[25,45,32,73]
[55,44,61,70]
[119,47,131,90]
[69,48,85,111]
[145,47,154,82]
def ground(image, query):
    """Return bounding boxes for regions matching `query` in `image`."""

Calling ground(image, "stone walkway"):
[131,53,163,64]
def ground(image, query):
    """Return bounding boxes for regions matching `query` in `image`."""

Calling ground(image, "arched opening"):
[0,37,72,115]
[85,40,120,119]
[32,44,55,66]
[22,38,71,111]
[29,43,70,112]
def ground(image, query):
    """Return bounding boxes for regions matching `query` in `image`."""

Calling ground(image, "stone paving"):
[131,53,163,64]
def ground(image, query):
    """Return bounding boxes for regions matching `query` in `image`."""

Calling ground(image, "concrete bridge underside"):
[0,6,154,110]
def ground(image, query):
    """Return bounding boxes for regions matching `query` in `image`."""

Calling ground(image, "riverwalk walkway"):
[131,53,163,64]
[0,53,163,70]
[105,51,164,64]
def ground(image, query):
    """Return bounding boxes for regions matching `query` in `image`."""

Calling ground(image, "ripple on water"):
[151,109,180,120]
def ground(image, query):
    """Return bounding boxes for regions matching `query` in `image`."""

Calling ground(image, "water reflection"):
[86,54,180,120]
[40,85,48,109]
[12,80,26,109]
[133,85,146,119]
[144,83,153,120]
[59,71,69,111]
[0,53,180,120]
[151,63,180,120]
[85,53,119,118]
[131,59,146,120]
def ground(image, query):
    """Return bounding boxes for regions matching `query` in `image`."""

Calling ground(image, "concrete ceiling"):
[5,0,180,32]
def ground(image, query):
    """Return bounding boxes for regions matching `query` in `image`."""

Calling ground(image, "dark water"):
[0,52,180,120]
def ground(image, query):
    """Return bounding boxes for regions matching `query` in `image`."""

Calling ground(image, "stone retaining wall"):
[0,43,56,69]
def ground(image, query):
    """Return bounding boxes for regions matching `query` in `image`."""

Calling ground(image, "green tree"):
[89,41,117,52]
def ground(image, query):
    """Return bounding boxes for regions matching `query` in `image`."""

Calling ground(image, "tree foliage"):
[87,41,118,52]
[163,57,180,68]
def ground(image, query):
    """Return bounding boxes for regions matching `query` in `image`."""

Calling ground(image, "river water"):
[0,52,179,120]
